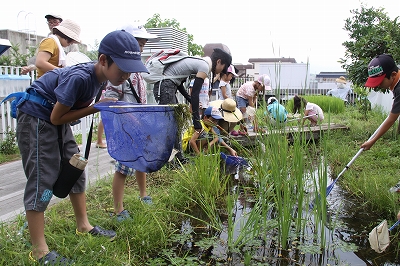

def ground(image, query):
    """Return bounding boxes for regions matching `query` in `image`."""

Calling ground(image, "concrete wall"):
[0,29,45,54]
[0,29,87,57]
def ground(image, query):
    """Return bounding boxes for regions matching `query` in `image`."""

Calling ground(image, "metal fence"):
[0,66,36,83]
[0,68,99,141]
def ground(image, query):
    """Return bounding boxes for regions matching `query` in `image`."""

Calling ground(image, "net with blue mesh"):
[95,101,177,172]
[220,152,249,176]
[220,152,249,167]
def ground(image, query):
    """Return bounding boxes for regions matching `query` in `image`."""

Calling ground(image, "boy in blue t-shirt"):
[16,30,148,264]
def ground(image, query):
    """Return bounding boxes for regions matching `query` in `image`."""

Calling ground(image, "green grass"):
[0,153,20,164]
[1,105,400,264]
[285,95,346,114]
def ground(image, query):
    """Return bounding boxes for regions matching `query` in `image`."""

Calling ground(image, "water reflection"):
[175,160,400,265]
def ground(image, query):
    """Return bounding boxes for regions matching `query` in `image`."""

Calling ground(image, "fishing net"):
[220,152,249,167]
[95,101,177,172]
[369,219,390,253]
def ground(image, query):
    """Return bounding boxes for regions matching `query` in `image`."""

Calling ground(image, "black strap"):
[57,125,63,159]
[83,84,105,159]
[127,78,141,104]
[58,83,105,161]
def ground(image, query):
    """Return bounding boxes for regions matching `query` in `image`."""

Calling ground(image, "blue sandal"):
[116,209,131,222]
[76,225,116,241]
[29,250,73,265]
[141,196,153,205]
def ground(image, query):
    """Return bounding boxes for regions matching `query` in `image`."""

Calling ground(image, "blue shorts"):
[236,96,248,109]
[17,112,85,212]
[115,161,135,176]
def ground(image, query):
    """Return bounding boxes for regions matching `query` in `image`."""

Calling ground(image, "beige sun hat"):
[53,19,81,43]
[209,98,242,122]
[336,76,347,84]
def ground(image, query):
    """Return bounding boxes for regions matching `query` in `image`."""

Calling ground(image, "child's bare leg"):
[96,121,106,147]
[112,171,127,214]
[27,210,48,259]
[307,116,318,126]
[136,171,147,198]
[69,192,93,232]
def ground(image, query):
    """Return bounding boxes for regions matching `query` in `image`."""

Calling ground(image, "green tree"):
[0,43,36,67]
[84,40,100,61]
[145,14,203,56]
[340,5,400,91]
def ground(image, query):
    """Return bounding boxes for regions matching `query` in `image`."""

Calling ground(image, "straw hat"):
[209,98,242,122]
[53,19,81,43]
[335,76,347,84]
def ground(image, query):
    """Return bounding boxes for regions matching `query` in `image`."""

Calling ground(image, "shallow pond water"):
[325,183,400,265]
[174,164,400,265]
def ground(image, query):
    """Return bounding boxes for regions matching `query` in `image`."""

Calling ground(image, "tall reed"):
[175,151,230,230]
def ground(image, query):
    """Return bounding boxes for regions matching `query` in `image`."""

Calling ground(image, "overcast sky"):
[1,0,399,74]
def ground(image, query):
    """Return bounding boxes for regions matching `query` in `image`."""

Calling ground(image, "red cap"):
[365,74,386,88]
[365,54,396,88]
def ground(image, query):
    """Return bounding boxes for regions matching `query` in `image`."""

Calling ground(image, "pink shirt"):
[305,102,324,121]
[236,81,256,100]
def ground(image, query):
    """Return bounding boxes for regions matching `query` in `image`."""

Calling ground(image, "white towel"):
[48,35,66,67]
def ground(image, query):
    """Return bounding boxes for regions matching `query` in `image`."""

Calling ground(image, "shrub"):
[0,128,18,155]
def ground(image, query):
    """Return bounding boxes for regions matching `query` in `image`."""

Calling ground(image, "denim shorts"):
[236,96,248,109]
[115,161,135,176]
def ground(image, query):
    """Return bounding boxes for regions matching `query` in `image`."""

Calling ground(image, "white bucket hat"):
[117,24,159,40]
[267,96,277,105]
[53,19,81,43]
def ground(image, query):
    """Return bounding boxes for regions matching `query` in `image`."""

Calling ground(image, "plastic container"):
[95,101,178,173]
[0,75,30,97]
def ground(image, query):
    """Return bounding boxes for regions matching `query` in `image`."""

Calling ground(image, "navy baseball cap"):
[99,30,149,74]
[365,54,397,88]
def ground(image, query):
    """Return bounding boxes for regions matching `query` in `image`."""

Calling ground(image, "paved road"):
[0,144,115,222]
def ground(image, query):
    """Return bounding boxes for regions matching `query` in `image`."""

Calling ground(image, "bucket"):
[0,75,30,97]
[95,101,177,172]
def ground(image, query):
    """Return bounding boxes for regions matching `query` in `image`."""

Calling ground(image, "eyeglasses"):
[47,19,61,25]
